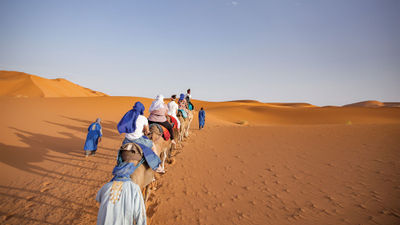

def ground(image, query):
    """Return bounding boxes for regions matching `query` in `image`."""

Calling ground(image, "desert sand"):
[0,71,399,225]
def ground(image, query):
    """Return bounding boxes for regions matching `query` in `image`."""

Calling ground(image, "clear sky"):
[0,0,399,106]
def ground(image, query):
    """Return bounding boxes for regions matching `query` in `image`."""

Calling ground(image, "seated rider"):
[185,88,193,110]
[148,95,176,145]
[167,94,180,129]
[96,161,147,225]
[178,93,189,115]
[117,101,164,173]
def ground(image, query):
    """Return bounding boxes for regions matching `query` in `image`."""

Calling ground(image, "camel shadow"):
[46,118,120,140]
[0,116,124,224]
[61,116,118,131]
[0,184,99,224]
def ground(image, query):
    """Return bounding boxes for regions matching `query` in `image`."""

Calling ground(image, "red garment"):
[161,126,170,141]
[168,115,178,129]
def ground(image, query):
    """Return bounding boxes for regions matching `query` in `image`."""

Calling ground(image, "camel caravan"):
[86,90,194,225]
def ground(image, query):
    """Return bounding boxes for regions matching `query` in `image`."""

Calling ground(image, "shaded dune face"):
[0,71,107,97]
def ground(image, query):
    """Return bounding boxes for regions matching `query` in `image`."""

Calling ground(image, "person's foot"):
[156,168,166,174]
[155,165,166,173]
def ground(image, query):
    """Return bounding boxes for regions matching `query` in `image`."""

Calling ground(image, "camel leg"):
[161,151,166,170]
[168,143,173,158]
[185,125,189,137]
[144,184,151,204]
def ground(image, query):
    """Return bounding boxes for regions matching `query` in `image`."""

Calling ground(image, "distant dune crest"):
[0,71,107,98]
[343,100,400,108]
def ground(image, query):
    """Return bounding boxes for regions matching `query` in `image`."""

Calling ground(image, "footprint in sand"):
[42,181,51,186]
[26,195,35,201]
[168,158,176,165]
[25,202,35,208]
[40,187,50,193]
[1,213,15,221]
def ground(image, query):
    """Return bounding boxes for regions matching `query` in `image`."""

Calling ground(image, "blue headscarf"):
[110,162,135,181]
[179,93,185,101]
[117,102,145,134]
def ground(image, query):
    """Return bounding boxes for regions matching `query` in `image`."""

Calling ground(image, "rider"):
[178,93,189,114]
[167,94,180,129]
[185,89,193,110]
[148,95,176,145]
[117,101,164,173]
[96,161,147,225]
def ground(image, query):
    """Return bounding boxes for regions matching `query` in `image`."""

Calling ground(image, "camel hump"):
[120,142,143,162]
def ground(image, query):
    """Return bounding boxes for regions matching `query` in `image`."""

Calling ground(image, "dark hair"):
[201,107,204,110]
[171,94,176,99]
[187,89,191,93]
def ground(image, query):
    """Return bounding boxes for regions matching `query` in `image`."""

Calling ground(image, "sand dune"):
[343,100,400,108]
[192,99,400,125]
[0,71,107,97]
[0,96,399,225]
[0,73,400,224]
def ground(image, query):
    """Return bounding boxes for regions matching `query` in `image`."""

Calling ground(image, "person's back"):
[148,106,168,123]
[96,162,147,225]
[148,95,176,144]
[84,118,102,156]
[198,107,205,129]
[96,181,146,225]
[167,100,178,116]
[167,95,180,129]
[125,115,148,141]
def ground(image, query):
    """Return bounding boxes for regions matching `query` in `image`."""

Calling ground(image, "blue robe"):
[84,122,102,151]
[198,110,205,128]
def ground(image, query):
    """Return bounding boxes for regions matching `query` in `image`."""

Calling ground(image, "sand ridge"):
[0,71,107,98]
[343,100,400,108]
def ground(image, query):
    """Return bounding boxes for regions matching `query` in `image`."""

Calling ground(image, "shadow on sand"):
[0,116,123,224]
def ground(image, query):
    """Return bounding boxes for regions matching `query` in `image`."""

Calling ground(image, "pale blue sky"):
[1,0,399,106]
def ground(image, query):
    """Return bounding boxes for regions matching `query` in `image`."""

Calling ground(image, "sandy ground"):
[0,96,400,225]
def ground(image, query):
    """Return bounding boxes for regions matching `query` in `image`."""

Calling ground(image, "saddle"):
[120,142,143,162]
[177,109,187,119]
[167,115,178,129]
[149,124,171,141]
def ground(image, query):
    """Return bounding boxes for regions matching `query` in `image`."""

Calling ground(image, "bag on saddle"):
[161,126,170,141]
[168,115,178,129]
[188,102,194,111]
[117,142,160,170]
[178,109,187,119]
[149,123,171,141]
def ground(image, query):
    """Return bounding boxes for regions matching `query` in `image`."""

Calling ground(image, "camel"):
[166,115,183,151]
[148,124,172,172]
[119,125,171,203]
[177,110,194,141]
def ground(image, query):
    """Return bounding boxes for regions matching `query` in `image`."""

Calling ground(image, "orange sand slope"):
[343,100,400,108]
[0,72,400,224]
[0,71,107,97]
[192,99,400,125]
[0,96,400,225]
